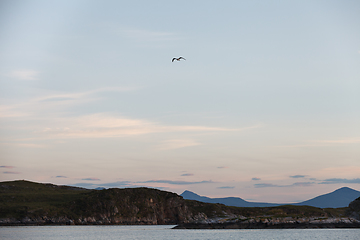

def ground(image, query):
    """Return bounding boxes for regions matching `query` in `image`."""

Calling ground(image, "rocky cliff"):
[0,181,201,225]
[1,180,359,228]
[347,197,360,220]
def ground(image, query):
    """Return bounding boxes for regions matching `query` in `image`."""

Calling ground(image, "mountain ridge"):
[181,187,360,208]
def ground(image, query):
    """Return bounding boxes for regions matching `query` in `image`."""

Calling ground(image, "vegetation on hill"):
[0,180,355,226]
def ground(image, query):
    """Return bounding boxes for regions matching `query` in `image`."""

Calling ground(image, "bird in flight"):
[172,57,186,62]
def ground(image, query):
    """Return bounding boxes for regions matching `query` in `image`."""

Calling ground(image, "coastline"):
[2,217,360,229]
[173,217,360,229]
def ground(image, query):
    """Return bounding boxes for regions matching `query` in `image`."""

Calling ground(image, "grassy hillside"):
[0,180,90,219]
[184,199,347,220]
[0,180,351,225]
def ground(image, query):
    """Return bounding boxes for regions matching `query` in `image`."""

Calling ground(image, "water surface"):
[1,225,359,240]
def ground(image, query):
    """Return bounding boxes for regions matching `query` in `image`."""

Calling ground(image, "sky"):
[0,0,360,203]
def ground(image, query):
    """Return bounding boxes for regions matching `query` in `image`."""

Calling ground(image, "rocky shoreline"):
[0,216,174,226]
[2,216,360,229]
[173,217,360,229]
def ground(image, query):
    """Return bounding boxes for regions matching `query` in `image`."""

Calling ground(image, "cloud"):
[71,181,135,189]
[35,113,243,139]
[290,175,306,179]
[254,183,278,188]
[252,177,261,181]
[8,70,39,80]
[181,173,194,176]
[55,176,67,178]
[291,182,314,187]
[319,178,360,184]
[157,139,201,150]
[142,180,213,185]
[217,186,235,189]
[254,182,315,188]
[3,171,21,174]
[217,166,228,169]
[1,87,259,143]
[0,166,14,169]
[82,177,100,181]
[99,181,134,188]
[36,87,136,103]
[0,87,137,120]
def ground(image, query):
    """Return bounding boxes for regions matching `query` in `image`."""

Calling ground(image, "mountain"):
[294,187,360,208]
[181,187,360,208]
[181,190,280,207]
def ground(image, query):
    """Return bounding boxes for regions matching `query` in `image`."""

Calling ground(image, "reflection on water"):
[1,225,360,240]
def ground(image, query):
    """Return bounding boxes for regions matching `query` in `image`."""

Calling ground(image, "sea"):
[1,225,359,240]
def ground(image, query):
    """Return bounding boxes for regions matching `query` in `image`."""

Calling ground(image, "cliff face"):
[347,197,360,220]
[0,181,201,225]
[66,188,194,225]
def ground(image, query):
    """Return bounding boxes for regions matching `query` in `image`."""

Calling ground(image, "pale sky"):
[1,0,359,203]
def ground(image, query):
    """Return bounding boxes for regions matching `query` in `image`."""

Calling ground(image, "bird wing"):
[172,58,176,62]
[179,57,186,60]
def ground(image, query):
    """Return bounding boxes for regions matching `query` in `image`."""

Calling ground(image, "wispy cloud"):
[55,176,67,178]
[252,177,261,181]
[35,113,243,139]
[0,166,15,169]
[8,70,39,80]
[291,182,314,187]
[156,139,201,150]
[71,181,134,189]
[181,173,194,177]
[217,186,235,189]
[3,171,21,174]
[217,166,228,169]
[0,87,136,120]
[82,177,100,181]
[254,182,315,188]
[319,178,360,184]
[142,180,213,185]
[254,183,278,188]
[36,87,136,103]
[290,175,306,179]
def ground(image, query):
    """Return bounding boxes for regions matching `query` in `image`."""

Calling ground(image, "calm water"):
[1,225,360,240]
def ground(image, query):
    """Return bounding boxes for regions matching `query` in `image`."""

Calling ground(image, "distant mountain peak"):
[181,187,360,208]
[334,187,357,192]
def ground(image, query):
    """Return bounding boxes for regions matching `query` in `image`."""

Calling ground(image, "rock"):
[347,197,360,220]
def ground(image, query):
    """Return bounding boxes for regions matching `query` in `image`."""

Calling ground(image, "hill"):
[181,190,279,207]
[294,187,360,208]
[181,187,360,208]
[0,180,357,227]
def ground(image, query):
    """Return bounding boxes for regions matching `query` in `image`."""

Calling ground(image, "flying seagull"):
[172,57,186,62]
